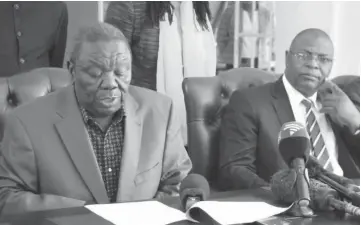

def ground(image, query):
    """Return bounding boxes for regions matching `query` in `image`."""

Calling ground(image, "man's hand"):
[318,81,360,133]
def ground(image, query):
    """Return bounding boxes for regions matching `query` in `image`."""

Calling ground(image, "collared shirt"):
[77,94,126,203]
[282,75,343,176]
[0,2,68,77]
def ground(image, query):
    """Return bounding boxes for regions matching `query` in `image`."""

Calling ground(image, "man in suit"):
[0,22,192,215]
[218,28,360,190]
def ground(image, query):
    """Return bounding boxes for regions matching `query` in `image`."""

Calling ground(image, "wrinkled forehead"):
[77,40,131,67]
[291,35,334,57]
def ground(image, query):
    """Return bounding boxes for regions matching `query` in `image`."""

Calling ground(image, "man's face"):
[72,40,131,117]
[285,36,334,97]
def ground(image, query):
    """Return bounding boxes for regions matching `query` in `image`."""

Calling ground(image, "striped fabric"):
[302,99,333,171]
[105,1,160,91]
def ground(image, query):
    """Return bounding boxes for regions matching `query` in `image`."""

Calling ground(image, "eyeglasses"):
[289,51,334,65]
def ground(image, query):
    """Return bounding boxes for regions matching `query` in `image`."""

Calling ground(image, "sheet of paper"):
[186,201,293,225]
[86,201,187,225]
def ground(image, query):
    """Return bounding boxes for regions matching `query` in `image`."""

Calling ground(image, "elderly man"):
[218,28,360,190]
[0,22,192,215]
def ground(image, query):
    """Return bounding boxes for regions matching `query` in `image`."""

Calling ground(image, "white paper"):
[86,201,187,225]
[186,201,293,225]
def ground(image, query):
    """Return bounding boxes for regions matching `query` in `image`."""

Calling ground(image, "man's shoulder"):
[230,81,275,103]
[128,85,172,109]
[9,88,63,122]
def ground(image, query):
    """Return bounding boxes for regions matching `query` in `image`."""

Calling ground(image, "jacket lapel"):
[54,86,109,204]
[116,91,142,202]
[271,78,295,126]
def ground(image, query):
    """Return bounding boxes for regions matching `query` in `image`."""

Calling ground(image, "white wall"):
[332,1,360,77]
[274,1,335,73]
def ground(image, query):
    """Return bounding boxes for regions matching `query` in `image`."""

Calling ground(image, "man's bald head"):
[289,28,334,53]
[285,28,335,97]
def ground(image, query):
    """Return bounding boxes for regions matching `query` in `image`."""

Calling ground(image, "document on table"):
[186,201,293,225]
[86,200,292,225]
[86,201,187,225]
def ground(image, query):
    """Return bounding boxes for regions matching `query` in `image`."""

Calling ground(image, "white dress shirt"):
[282,75,343,176]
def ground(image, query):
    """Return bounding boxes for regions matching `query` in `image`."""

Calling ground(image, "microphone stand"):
[290,159,315,217]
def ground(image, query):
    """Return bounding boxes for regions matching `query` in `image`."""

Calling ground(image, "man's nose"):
[100,72,118,89]
[305,57,320,70]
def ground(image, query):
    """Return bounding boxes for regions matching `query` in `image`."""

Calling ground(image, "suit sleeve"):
[218,90,268,190]
[0,113,85,216]
[49,2,68,68]
[105,1,135,45]
[155,101,192,200]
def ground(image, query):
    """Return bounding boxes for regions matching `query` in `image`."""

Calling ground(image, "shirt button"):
[19,58,25,64]
[14,4,19,10]
[17,31,22,37]
[108,168,112,172]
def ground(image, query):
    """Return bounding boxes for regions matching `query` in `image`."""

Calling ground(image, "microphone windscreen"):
[278,122,311,165]
[309,179,338,211]
[270,169,298,204]
[179,174,210,208]
[306,156,324,178]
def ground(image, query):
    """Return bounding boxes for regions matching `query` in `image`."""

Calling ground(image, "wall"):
[332,1,360,77]
[64,2,98,64]
[274,1,335,74]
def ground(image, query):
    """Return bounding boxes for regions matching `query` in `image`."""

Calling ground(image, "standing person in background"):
[217,1,272,70]
[0,2,68,77]
[105,1,216,146]
[217,1,258,69]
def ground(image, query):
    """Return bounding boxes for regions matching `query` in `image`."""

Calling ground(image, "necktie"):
[301,99,333,171]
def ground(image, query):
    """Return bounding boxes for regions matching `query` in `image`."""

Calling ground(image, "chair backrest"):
[182,68,279,184]
[0,67,72,141]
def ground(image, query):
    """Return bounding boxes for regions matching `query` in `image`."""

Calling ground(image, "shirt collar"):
[282,74,318,107]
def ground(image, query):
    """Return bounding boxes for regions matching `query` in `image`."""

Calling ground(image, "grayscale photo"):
[0,1,359,225]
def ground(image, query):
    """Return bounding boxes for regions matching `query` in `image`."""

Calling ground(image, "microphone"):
[179,173,210,212]
[271,171,360,217]
[309,179,360,216]
[278,121,313,216]
[307,156,360,207]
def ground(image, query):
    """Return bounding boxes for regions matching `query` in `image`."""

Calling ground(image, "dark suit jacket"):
[105,1,159,91]
[0,85,192,215]
[218,78,360,190]
[0,2,68,77]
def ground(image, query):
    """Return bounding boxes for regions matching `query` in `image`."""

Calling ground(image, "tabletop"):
[0,188,359,225]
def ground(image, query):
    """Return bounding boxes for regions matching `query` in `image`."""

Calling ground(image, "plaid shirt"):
[79,105,125,203]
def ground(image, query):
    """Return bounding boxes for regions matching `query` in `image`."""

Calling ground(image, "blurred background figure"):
[0,2,68,77]
[106,1,216,146]
[216,1,274,71]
